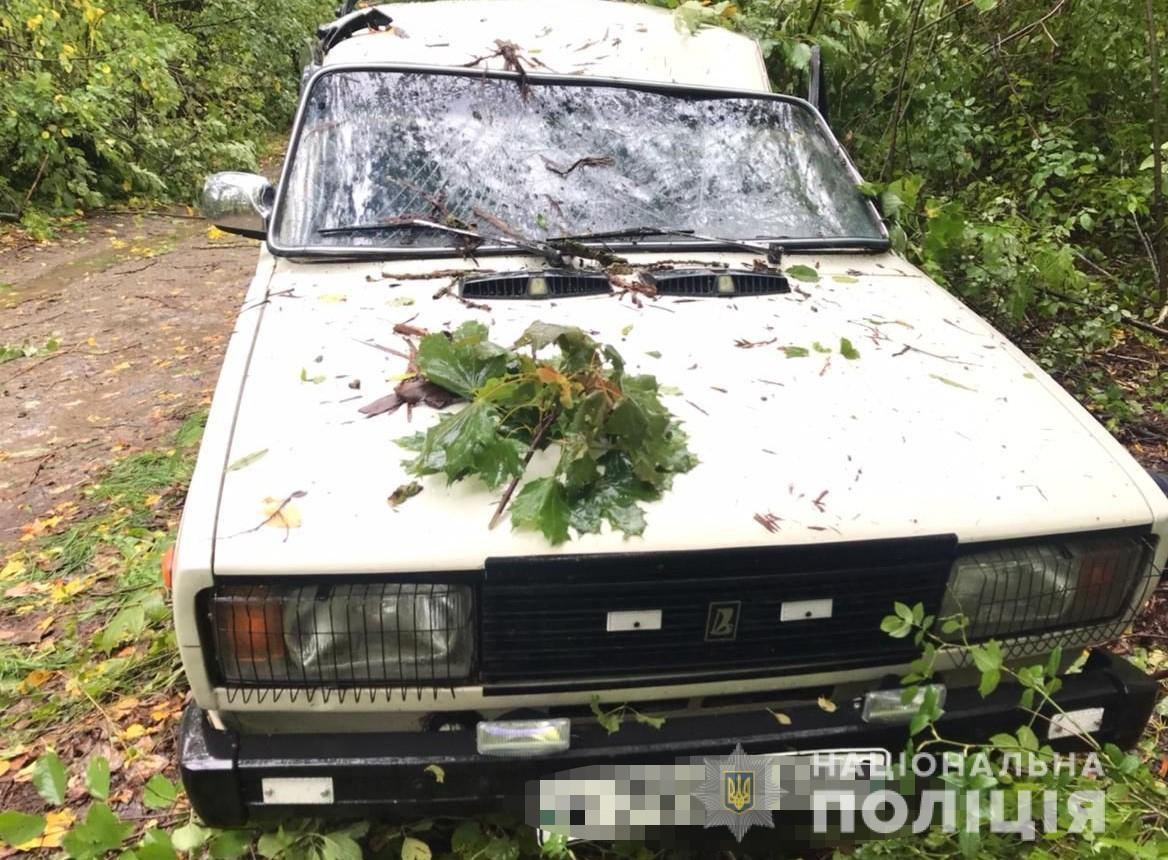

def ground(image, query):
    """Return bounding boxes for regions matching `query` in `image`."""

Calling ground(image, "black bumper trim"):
[180,649,1158,826]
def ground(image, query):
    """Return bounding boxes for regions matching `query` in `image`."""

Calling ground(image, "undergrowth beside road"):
[0,411,200,855]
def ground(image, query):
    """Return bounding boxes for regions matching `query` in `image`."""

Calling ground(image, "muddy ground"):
[0,213,257,544]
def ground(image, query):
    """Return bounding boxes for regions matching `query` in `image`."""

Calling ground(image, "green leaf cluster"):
[399,321,697,544]
[875,602,1168,859]
[0,0,331,228]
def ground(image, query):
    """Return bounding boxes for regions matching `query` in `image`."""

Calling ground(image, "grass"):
[0,411,205,745]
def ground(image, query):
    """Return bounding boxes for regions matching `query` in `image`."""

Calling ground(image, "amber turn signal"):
[161,545,175,589]
[224,592,286,665]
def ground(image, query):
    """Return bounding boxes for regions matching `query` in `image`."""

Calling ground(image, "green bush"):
[652,0,1168,428]
[0,0,331,223]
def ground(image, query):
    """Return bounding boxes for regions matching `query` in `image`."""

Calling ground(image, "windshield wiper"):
[549,226,777,258]
[318,218,567,268]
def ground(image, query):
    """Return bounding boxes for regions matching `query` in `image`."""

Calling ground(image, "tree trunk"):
[1146,0,1167,305]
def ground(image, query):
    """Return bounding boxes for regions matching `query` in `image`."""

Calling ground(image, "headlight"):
[940,533,1150,641]
[211,582,475,686]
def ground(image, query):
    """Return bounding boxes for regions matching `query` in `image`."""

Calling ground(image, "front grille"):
[479,537,956,689]
[647,269,790,297]
[461,271,611,299]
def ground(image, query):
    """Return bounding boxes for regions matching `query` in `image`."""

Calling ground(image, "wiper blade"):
[549,226,774,256]
[319,218,567,267]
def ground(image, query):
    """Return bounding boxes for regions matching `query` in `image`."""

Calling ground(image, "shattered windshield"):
[271,69,885,252]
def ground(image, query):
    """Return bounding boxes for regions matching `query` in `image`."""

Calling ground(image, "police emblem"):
[724,771,754,813]
[694,744,782,841]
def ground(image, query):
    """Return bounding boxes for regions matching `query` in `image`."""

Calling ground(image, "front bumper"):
[180,649,1159,827]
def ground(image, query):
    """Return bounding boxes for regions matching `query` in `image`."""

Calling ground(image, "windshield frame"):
[267,63,890,261]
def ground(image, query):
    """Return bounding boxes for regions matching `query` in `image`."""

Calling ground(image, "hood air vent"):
[461,272,612,300]
[647,270,790,297]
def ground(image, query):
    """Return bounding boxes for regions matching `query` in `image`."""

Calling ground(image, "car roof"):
[323,0,772,91]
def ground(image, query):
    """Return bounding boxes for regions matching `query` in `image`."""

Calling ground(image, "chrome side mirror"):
[201,172,275,239]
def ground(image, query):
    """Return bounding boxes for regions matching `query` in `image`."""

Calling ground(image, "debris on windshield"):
[541,155,616,177]
[461,39,542,98]
[287,72,887,253]
[471,207,525,241]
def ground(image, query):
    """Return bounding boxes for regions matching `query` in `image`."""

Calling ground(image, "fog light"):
[476,718,570,756]
[861,685,946,724]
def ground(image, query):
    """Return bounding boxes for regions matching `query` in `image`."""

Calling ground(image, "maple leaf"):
[399,321,696,543]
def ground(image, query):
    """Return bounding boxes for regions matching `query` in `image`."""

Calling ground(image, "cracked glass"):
[273,70,884,250]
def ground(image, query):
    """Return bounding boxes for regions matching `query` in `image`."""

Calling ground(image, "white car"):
[176,0,1166,826]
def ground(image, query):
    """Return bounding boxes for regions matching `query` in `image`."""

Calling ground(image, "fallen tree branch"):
[1146,0,1168,306]
[488,408,559,530]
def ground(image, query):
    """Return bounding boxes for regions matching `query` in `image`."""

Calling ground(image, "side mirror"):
[201,172,275,240]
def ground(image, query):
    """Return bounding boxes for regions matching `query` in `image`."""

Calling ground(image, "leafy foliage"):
[400,321,697,544]
[647,0,1168,434]
[875,604,1168,858]
[0,0,330,229]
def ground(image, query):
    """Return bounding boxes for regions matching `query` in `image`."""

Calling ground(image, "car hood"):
[209,251,1161,575]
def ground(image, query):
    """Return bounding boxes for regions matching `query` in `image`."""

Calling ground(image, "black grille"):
[480,536,956,689]
[647,269,790,297]
[461,271,611,299]
[460,274,528,298]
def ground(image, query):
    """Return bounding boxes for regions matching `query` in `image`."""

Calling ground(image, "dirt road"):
[0,214,257,545]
